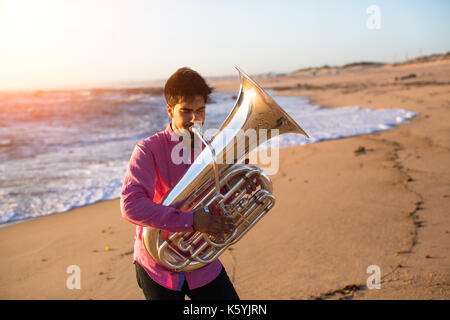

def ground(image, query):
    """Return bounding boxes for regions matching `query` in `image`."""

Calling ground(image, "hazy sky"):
[0,0,449,91]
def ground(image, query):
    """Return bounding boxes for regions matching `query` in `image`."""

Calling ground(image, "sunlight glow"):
[0,0,119,91]
[0,1,448,91]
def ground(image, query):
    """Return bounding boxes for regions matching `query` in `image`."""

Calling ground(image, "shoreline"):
[1,59,448,299]
[270,60,450,299]
[0,114,416,231]
[0,94,418,231]
[0,197,121,230]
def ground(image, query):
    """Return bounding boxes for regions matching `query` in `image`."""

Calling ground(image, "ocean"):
[0,89,417,226]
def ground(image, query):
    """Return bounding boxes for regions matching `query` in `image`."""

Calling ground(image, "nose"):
[192,110,202,122]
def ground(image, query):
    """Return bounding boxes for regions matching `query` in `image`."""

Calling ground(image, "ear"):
[166,104,174,119]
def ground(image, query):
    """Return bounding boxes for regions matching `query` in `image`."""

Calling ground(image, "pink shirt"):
[120,123,222,291]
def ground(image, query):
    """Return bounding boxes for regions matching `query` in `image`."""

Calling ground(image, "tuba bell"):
[142,67,309,271]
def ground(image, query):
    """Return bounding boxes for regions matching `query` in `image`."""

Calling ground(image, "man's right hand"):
[192,207,235,236]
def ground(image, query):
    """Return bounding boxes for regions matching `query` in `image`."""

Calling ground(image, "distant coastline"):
[1,52,448,95]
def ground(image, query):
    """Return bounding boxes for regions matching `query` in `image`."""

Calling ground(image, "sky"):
[0,0,449,91]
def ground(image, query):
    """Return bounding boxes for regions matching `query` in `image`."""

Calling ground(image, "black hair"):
[164,67,212,106]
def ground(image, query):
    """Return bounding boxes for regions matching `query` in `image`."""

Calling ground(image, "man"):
[120,67,240,300]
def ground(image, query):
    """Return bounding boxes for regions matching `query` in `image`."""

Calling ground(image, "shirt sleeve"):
[120,142,194,232]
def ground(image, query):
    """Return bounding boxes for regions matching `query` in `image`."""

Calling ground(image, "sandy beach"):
[1,55,449,299]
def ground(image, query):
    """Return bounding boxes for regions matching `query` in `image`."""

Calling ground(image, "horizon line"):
[1,51,448,93]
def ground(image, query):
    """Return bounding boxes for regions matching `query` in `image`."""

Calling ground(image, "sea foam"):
[0,91,417,226]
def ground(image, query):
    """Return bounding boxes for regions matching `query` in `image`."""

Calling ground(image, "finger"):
[225,216,235,224]
[212,220,235,230]
[211,215,235,226]
[207,232,229,240]
[209,221,235,233]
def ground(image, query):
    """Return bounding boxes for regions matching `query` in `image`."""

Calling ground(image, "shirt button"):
[184,224,188,227]
[164,224,167,227]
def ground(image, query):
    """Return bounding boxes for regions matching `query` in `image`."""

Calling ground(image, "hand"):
[192,207,235,236]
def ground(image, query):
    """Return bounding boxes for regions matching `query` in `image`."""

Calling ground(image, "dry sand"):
[1,57,449,299]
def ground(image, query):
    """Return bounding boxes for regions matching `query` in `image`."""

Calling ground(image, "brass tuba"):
[142,67,309,271]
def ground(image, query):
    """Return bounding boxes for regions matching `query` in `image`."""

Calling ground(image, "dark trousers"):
[135,262,240,300]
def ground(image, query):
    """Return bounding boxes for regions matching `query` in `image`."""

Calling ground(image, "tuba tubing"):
[142,67,309,272]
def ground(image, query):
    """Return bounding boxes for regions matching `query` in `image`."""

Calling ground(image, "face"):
[167,95,206,135]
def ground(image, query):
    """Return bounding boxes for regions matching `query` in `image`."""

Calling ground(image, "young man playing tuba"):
[120,67,240,300]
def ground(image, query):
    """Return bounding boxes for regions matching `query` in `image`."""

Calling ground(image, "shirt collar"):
[164,122,174,137]
[164,122,180,145]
